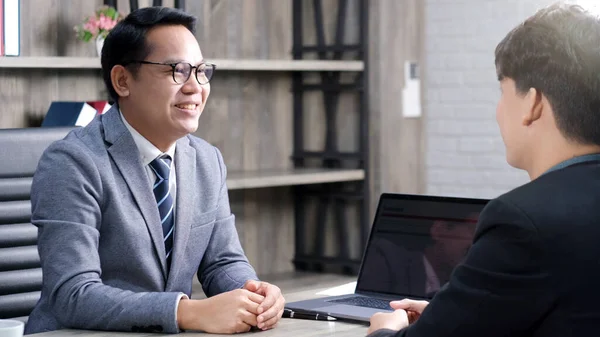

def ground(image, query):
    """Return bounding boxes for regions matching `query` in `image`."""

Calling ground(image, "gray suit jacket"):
[25,106,258,334]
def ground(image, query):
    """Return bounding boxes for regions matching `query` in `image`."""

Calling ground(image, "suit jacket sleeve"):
[196,146,259,297]
[367,198,555,337]
[31,141,184,333]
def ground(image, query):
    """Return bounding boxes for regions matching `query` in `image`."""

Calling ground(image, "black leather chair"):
[0,127,75,321]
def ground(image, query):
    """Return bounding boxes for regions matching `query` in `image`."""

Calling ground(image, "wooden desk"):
[29,273,369,337]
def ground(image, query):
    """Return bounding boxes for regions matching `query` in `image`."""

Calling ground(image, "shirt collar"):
[119,109,176,166]
[423,255,440,295]
[542,153,600,176]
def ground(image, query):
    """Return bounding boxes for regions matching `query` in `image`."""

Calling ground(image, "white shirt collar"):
[119,109,176,166]
[423,255,441,294]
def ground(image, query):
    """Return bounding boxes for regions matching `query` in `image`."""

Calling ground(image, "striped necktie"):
[148,155,174,270]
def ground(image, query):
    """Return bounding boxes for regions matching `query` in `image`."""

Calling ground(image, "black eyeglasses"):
[125,60,216,85]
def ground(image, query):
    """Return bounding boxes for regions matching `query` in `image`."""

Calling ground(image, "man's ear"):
[522,87,543,126]
[111,65,131,98]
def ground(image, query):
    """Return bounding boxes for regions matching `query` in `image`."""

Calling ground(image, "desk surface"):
[29,273,369,337]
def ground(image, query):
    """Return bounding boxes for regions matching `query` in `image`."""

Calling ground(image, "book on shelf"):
[41,102,98,127]
[2,0,20,56]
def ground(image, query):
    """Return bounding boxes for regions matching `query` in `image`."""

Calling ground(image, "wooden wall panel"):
[0,70,28,127]
[368,0,426,216]
[189,0,295,275]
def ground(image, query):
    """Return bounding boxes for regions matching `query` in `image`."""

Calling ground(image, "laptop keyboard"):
[328,296,393,310]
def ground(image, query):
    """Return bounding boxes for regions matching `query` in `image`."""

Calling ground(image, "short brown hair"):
[495,3,600,145]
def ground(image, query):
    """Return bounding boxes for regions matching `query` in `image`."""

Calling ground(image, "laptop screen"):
[355,193,488,299]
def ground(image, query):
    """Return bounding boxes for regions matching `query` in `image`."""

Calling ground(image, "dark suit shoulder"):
[494,164,600,232]
[489,164,600,306]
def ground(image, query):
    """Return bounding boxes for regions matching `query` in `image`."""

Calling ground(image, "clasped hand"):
[178,280,285,334]
[243,280,285,330]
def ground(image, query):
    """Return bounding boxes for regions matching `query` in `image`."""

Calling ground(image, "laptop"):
[285,193,489,322]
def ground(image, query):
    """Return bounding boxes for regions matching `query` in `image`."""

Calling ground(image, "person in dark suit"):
[367,3,600,336]
[25,7,284,335]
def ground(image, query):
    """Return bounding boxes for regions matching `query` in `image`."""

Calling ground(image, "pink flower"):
[75,6,122,41]
[98,14,110,30]
[107,19,116,30]
[84,20,99,36]
[88,16,98,27]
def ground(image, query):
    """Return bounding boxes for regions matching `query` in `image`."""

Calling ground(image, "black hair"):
[495,3,600,145]
[101,7,197,102]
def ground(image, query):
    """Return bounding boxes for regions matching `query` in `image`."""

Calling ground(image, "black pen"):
[283,309,337,321]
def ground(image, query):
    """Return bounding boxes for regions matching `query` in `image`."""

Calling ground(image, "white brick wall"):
[424,0,557,199]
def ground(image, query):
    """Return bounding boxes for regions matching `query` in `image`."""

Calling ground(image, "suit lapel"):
[102,107,168,280]
[166,136,197,289]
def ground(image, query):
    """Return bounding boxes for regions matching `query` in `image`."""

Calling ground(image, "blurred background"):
[0,0,590,277]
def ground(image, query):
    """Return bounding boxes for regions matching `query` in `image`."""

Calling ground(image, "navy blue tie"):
[148,155,174,270]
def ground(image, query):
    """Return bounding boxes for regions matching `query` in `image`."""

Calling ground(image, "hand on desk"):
[243,280,286,330]
[367,299,429,335]
[367,309,409,335]
[177,289,264,334]
[391,299,429,324]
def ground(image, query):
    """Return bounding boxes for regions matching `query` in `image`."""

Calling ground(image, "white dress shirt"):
[119,110,177,211]
[118,110,188,323]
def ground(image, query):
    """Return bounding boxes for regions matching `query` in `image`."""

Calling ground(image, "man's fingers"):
[234,319,253,334]
[239,309,259,327]
[407,311,420,323]
[257,285,280,314]
[243,280,261,292]
[245,290,265,305]
[390,299,429,313]
[258,296,284,329]
[259,309,283,330]
[242,293,263,315]
[258,305,278,324]
[258,296,283,326]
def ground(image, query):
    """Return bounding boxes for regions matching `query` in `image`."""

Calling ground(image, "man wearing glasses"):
[25,7,284,335]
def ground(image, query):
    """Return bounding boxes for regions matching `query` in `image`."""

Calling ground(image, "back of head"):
[495,2,600,146]
[100,7,197,102]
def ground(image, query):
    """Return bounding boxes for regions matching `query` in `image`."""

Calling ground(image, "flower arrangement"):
[74,6,123,42]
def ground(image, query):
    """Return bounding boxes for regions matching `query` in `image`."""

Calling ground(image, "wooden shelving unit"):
[0,56,364,72]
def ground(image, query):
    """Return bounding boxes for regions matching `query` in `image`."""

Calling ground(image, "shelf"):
[0,56,364,72]
[211,59,363,71]
[226,168,364,190]
[0,168,364,197]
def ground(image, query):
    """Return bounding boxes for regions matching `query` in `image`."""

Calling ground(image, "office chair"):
[0,127,75,321]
